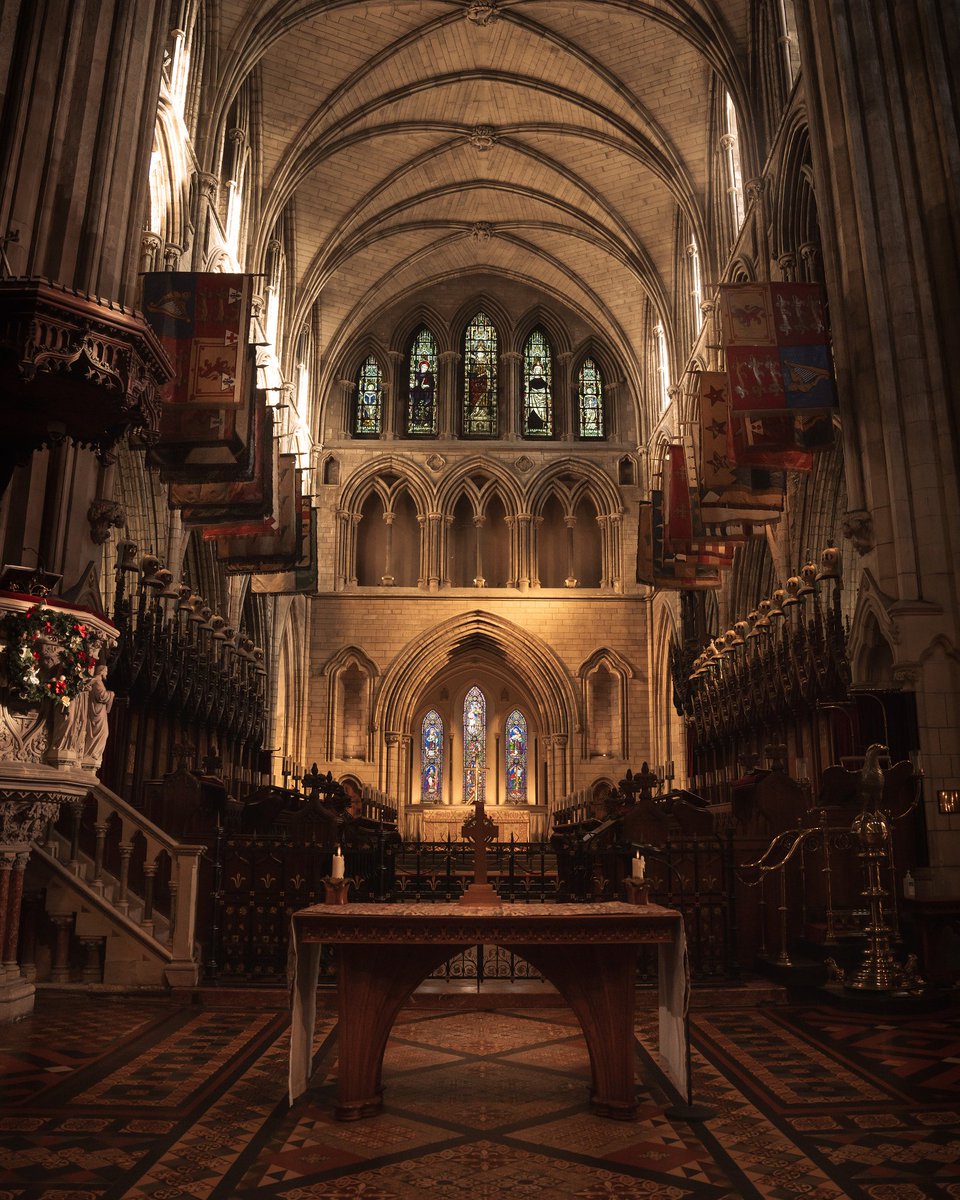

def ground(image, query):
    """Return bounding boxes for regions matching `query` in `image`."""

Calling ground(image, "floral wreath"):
[3,604,99,709]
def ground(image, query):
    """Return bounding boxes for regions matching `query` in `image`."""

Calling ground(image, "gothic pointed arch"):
[435,456,524,517]
[321,644,381,763]
[375,610,581,751]
[577,647,634,760]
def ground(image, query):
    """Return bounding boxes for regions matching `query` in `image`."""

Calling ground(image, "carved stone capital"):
[0,798,61,848]
[198,172,219,204]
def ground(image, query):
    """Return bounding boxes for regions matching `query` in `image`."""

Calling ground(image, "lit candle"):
[331,845,345,880]
[632,851,644,880]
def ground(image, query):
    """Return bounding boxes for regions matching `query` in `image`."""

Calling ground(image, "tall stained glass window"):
[355,355,383,436]
[407,328,438,435]
[463,312,498,436]
[577,358,604,438]
[421,709,443,804]
[505,709,527,804]
[523,329,552,437]
[462,686,486,804]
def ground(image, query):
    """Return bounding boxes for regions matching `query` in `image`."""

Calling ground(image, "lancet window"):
[463,686,487,803]
[421,709,443,803]
[522,329,553,437]
[723,92,746,232]
[463,313,498,436]
[577,358,604,438]
[407,328,438,435]
[355,356,383,436]
[504,709,527,804]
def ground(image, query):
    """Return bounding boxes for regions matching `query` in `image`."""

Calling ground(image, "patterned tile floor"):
[0,992,958,1199]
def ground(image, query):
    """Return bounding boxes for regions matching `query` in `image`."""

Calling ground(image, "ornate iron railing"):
[200,831,733,985]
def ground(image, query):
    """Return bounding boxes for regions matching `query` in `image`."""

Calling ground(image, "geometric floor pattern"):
[1,994,958,1199]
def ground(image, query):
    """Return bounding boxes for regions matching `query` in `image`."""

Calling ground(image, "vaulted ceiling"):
[209,1,755,388]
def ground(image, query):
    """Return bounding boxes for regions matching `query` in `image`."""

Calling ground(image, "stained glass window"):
[505,709,527,804]
[421,709,443,804]
[578,358,604,438]
[523,330,552,437]
[462,686,486,804]
[355,355,383,435]
[463,312,498,436]
[408,328,438,435]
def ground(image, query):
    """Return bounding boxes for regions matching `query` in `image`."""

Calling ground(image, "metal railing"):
[200,829,733,985]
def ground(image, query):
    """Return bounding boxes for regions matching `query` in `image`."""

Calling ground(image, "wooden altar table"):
[289,901,688,1121]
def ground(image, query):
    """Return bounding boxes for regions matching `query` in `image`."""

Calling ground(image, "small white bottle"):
[903,869,915,899]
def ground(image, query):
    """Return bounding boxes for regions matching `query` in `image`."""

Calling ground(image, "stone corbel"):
[842,509,874,556]
[87,499,125,546]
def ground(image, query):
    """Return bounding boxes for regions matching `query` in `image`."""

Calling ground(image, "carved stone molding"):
[0,278,171,460]
[471,221,494,242]
[514,455,534,473]
[0,706,48,765]
[426,453,446,471]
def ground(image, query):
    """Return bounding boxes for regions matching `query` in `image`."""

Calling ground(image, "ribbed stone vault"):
[207,0,753,405]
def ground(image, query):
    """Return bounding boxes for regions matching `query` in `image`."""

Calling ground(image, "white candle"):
[331,846,345,880]
[632,852,645,880]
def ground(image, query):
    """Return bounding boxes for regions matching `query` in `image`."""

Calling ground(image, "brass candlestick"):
[825,746,924,994]
[323,877,351,906]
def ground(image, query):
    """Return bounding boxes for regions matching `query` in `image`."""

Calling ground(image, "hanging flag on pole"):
[719,283,837,413]
[141,272,258,478]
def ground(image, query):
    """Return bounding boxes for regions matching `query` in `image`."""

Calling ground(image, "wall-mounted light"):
[937,789,959,815]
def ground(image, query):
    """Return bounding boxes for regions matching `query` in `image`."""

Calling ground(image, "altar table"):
[288,901,688,1121]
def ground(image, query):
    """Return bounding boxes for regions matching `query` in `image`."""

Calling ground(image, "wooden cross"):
[461,800,498,888]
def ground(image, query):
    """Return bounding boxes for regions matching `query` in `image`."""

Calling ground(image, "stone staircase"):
[28,782,206,988]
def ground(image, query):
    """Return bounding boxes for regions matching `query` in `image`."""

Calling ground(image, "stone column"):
[388,350,405,436]
[796,0,960,895]
[551,735,569,807]
[384,732,401,800]
[514,514,532,591]
[473,515,486,587]
[501,351,523,439]
[529,516,544,588]
[381,511,396,586]
[0,797,61,1016]
[438,351,461,438]
[49,915,74,985]
[0,0,171,305]
[0,1,172,587]
[564,516,578,588]
[424,512,443,591]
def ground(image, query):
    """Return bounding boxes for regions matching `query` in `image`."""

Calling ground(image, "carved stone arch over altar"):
[375,610,581,835]
[321,646,381,764]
